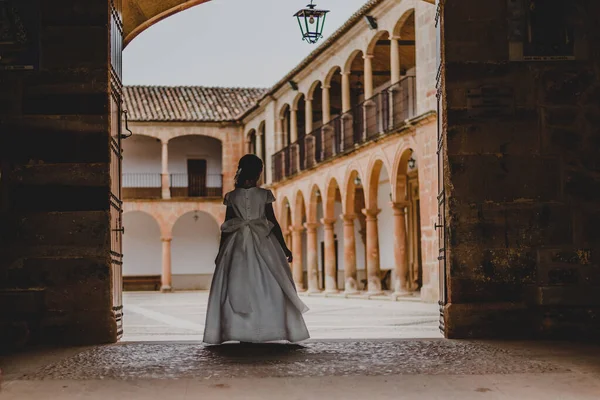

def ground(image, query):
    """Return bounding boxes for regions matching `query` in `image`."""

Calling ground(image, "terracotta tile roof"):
[124,86,268,122]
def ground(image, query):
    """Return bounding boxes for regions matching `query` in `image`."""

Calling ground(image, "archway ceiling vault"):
[123,0,212,47]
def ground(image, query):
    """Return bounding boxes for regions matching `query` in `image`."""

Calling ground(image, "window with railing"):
[272,76,416,183]
[122,173,161,199]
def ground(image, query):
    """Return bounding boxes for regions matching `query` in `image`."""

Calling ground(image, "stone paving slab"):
[19,340,568,381]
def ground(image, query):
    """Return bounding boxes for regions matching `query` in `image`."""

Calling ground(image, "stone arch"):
[324,66,342,87]
[343,49,364,74]
[366,156,392,210]
[307,80,322,101]
[171,210,221,279]
[280,196,293,230]
[293,190,307,226]
[343,168,366,216]
[292,92,306,111]
[324,177,341,219]
[308,183,324,223]
[246,128,257,154]
[122,210,163,277]
[124,0,211,47]
[366,30,391,56]
[392,8,416,38]
[392,146,416,203]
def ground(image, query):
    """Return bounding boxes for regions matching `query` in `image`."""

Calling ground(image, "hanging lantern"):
[294,1,330,44]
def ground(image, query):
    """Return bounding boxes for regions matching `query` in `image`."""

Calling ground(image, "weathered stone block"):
[448,155,561,203]
[10,163,110,187]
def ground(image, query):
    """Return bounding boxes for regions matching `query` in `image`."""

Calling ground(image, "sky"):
[123,0,368,88]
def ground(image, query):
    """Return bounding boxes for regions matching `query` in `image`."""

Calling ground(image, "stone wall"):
[441,0,600,339]
[0,0,116,349]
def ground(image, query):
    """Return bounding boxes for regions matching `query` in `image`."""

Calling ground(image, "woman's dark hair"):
[234,154,264,188]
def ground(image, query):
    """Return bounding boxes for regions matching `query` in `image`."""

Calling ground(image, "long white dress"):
[203,187,310,344]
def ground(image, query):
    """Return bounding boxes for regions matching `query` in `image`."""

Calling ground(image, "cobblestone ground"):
[121,291,442,341]
[2,292,600,399]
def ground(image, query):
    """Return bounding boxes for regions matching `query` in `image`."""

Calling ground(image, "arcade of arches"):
[0,0,600,351]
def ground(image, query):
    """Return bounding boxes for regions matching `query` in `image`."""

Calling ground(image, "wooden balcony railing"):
[272,76,417,183]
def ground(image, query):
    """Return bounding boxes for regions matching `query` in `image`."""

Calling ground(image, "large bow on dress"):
[221,217,274,238]
[219,217,275,314]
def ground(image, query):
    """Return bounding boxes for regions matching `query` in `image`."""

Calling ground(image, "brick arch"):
[366,154,392,210]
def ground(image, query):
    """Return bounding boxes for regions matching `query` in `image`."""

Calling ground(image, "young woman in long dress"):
[203,154,310,344]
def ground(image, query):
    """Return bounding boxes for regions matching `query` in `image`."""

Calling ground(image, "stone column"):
[362,208,382,294]
[277,117,285,149]
[341,214,359,294]
[161,237,173,292]
[322,84,331,124]
[341,71,351,113]
[291,225,305,291]
[363,54,374,100]
[290,108,298,144]
[161,140,170,199]
[390,36,401,84]
[305,96,313,134]
[392,202,410,295]
[321,218,338,293]
[304,222,321,293]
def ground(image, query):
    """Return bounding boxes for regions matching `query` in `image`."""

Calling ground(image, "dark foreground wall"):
[0,0,117,350]
[441,0,600,338]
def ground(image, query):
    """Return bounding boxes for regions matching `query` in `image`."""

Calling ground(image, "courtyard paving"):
[121,291,442,341]
[2,292,600,399]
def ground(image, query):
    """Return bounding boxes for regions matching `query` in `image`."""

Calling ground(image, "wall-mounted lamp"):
[288,80,298,90]
[365,15,378,30]
[354,176,362,186]
[408,156,416,169]
[315,189,321,197]
[193,211,199,222]
[389,193,392,201]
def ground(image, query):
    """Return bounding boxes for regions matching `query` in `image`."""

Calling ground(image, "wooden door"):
[187,159,207,197]
[109,0,124,340]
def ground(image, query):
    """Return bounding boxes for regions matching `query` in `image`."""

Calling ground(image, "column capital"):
[391,202,409,215]
[340,214,357,224]
[291,225,305,233]
[320,217,337,227]
[363,54,375,59]
[322,84,331,90]
[341,70,352,76]
[361,208,381,220]
[161,139,169,146]
[304,222,320,232]
[390,35,402,41]
[161,237,172,243]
